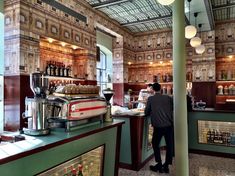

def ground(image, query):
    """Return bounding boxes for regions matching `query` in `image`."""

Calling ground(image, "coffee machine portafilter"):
[23,72,50,136]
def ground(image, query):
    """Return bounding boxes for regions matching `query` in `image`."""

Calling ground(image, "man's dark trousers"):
[152,126,174,165]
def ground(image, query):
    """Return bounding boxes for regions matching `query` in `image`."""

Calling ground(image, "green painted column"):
[0,0,4,133]
[173,0,189,176]
[0,0,4,72]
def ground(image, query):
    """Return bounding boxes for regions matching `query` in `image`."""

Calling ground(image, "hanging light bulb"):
[195,44,205,54]
[157,0,175,5]
[195,23,205,54]
[190,12,201,47]
[185,25,197,39]
[185,0,197,39]
[190,37,202,47]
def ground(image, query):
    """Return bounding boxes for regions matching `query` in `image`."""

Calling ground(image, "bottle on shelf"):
[45,61,50,75]
[60,63,64,77]
[67,65,72,77]
[206,129,211,143]
[50,61,55,76]
[54,62,59,76]
[211,129,215,143]
[63,64,67,77]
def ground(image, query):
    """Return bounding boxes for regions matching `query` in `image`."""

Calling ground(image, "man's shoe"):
[150,163,163,173]
[162,164,169,173]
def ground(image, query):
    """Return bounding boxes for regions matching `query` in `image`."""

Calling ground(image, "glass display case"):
[37,145,104,176]
[198,120,235,147]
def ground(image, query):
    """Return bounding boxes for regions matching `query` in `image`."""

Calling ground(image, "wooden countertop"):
[192,108,235,113]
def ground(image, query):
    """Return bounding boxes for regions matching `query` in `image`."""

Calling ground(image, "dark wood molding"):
[114,125,122,176]
[129,117,144,170]
[189,149,235,159]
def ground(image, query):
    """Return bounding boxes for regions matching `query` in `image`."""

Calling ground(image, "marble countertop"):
[0,120,124,164]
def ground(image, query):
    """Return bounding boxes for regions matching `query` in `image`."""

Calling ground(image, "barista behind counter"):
[137,84,154,110]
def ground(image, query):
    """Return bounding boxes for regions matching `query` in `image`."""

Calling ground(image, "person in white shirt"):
[137,83,154,109]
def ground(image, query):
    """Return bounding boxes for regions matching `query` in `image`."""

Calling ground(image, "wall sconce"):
[61,42,66,47]
[72,45,78,50]
[128,62,131,65]
[47,38,54,43]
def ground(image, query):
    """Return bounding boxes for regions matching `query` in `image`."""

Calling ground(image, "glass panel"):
[198,120,235,147]
[37,145,104,176]
[147,124,154,150]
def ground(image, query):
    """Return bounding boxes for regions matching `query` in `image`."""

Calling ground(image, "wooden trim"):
[114,125,122,176]
[189,149,235,159]
[130,117,144,170]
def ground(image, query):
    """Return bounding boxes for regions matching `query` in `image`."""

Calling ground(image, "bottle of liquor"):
[63,64,68,77]
[67,65,72,77]
[45,61,50,75]
[60,63,64,77]
[211,129,215,143]
[206,129,211,143]
[50,61,54,76]
[54,62,59,76]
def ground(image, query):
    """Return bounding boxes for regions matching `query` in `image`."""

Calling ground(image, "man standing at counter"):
[137,83,154,110]
[145,82,174,173]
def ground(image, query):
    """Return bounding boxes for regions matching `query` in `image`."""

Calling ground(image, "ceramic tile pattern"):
[118,153,235,176]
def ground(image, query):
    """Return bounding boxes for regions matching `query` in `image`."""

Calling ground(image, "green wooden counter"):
[0,120,124,176]
[188,109,235,157]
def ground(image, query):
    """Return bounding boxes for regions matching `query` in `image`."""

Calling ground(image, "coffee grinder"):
[23,72,50,135]
[102,88,114,122]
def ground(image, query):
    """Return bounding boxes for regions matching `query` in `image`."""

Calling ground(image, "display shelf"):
[45,75,85,81]
[216,80,235,83]
[198,120,235,147]
[37,146,104,176]
[52,92,99,98]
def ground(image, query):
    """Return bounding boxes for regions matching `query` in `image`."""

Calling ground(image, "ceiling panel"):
[85,0,214,33]
[211,0,235,21]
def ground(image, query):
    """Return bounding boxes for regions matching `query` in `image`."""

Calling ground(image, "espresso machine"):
[23,72,50,136]
[102,88,114,122]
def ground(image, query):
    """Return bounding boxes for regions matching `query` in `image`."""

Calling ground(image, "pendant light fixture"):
[190,13,202,47]
[185,0,197,39]
[195,24,205,54]
[157,0,175,5]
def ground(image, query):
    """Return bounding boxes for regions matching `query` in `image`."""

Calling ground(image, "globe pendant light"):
[190,13,201,47]
[190,37,201,47]
[185,0,197,39]
[195,24,205,54]
[185,25,197,39]
[195,44,205,54]
[157,0,175,5]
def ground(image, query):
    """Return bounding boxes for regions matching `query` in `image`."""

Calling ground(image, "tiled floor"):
[118,153,235,176]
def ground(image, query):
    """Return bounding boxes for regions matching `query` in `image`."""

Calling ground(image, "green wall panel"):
[188,111,235,154]
[117,117,132,164]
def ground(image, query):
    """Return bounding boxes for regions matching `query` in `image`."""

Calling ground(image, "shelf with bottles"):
[216,82,235,96]
[45,75,85,81]
[198,120,235,147]
[37,145,104,176]
[45,61,74,78]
